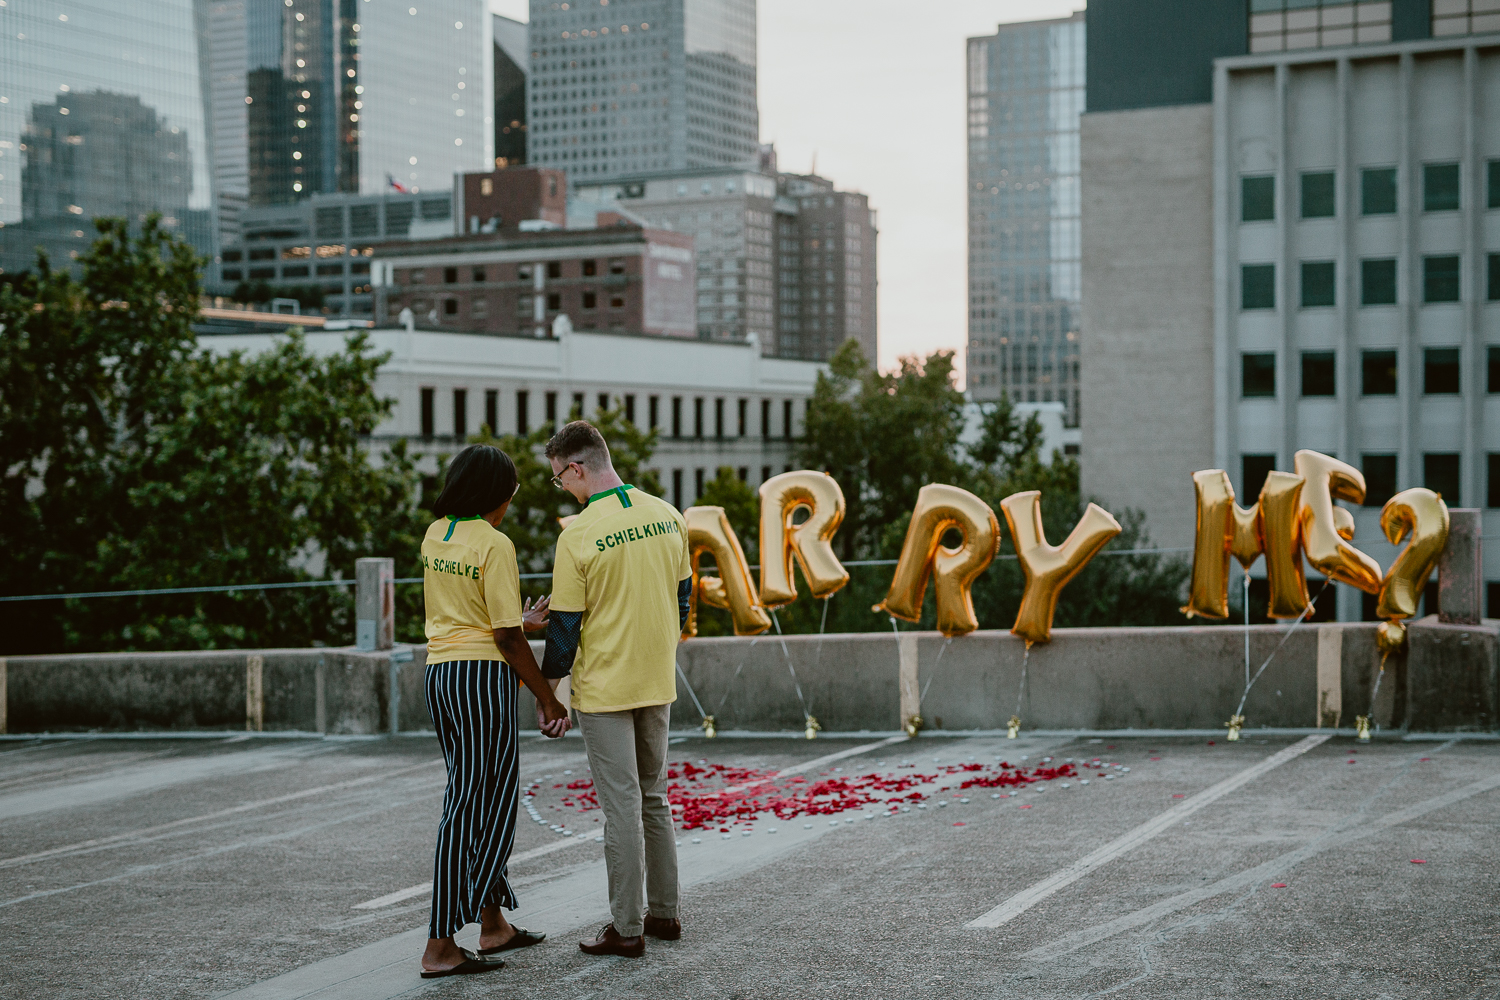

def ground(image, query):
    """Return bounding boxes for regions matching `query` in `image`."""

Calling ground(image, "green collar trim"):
[442,514,484,541]
[587,484,635,508]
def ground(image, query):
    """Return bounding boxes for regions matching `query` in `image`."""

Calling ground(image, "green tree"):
[0,217,423,653]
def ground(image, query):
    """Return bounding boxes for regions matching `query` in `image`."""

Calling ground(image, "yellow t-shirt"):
[550,485,691,713]
[422,516,523,664]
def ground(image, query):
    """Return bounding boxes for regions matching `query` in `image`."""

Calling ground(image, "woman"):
[419,444,571,979]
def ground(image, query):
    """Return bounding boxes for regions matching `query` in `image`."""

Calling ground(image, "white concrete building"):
[1083,14,1500,620]
[202,326,823,509]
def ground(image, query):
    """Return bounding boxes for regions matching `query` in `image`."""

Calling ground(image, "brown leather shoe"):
[579,923,645,958]
[642,914,681,940]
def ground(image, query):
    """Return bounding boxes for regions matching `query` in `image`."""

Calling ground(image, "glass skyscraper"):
[965,12,1084,425]
[0,0,213,274]
[526,0,759,181]
[200,0,494,242]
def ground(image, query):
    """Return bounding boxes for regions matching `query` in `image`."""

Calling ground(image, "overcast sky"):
[490,0,1086,381]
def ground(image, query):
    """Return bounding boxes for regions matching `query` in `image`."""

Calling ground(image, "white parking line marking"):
[965,734,1330,929]
[1022,770,1500,961]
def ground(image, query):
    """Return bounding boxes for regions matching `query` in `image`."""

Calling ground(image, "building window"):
[1362,350,1397,395]
[1362,454,1397,508]
[1361,258,1397,305]
[1301,171,1335,219]
[471,298,488,319]
[545,391,557,429]
[737,398,747,437]
[1489,253,1500,301]
[1242,263,1276,310]
[609,258,626,275]
[472,267,486,283]
[1361,167,1397,215]
[1424,453,1460,503]
[546,292,561,311]
[672,469,683,509]
[1490,454,1500,508]
[609,296,625,309]
[1490,346,1500,393]
[761,465,772,483]
[783,399,794,440]
[694,468,706,500]
[582,292,597,310]
[1242,175,1275,222]
[420,387,435,438]
[1301,351,1336,396]
[672,396,683,438]
[761,399,771,438]
[1423,256,1461,303]
[1242,352,1277,398]
[1242,454,1277,502]
[1489,159,1500,208]
[453,389,468,439]
[598,393,609,415]
[1424,348,1461,394]
[624,394,636,426]
[571,392,584,418]
[582,259,597,276]
[516,390,530,436]
[444,266,458,284]
[737,467,749,481]
[546,261,562,279]
[1301,261,1335,307]
[1248,0,1391,51]
[649,394,660,430]
[517,294,534,317]
[714,398,724,439]
[1423,163,1460,212]
[485,388,498,434]
[694,397,704,438]
[1434,1,1500,37]
[443,298,458,316]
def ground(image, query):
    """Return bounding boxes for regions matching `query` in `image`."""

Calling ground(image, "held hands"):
[537,695,570,739]
[522,595,551,633]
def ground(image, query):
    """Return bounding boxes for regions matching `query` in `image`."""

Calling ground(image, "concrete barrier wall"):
[3,621,1495,735]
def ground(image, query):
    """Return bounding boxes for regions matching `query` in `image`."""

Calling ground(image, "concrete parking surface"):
[0,729,1496,999]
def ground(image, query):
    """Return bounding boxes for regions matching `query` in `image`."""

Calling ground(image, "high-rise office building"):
[526,0,759,181]
[494,13,529,167]
[965,12,1085,425]
[199,0,495,242]
[0,0,213,274]
[1079,0,1500,620]
[571,161,877,361]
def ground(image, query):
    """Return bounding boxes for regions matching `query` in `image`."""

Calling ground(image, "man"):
[540,420,692,958]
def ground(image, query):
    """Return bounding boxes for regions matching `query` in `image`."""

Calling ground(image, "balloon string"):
[770,610,811,718]
[1366,649,1392,728]
[917,637,954,707]
[1014,641,1031,720]
[811,593,832,675]
[713,638,755,715]
[1243,572,1251,689]
[1234,579,1331,718]
[675,660,708,721]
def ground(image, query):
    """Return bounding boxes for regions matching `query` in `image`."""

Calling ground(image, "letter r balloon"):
[874,484,1000,637]
[758,470,849,608]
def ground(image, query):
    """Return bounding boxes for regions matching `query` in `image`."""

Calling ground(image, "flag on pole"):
[387,173,409,194]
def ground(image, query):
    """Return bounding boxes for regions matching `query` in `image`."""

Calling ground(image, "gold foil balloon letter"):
[1294,450,1383,595]
[1376,488,1449,621]
[683,505,771,638]
[758,470,849,608]
[874,484,1000,637]
[1001,491,1121,644]
[1181,469,1239,619]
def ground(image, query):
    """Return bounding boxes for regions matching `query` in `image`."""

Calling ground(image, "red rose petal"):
[1270,883,1287,888]
[1207,741,1216,746]
[952,822,965,826]
[1411,859,1426,864]
[1172,794,1185,798]
[1019,804,1033,809]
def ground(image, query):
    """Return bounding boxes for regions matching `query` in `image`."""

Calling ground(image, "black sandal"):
[419,948,506,979]
[477,927,547,955]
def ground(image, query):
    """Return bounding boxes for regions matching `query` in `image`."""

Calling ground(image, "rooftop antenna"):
[810,150,817,176]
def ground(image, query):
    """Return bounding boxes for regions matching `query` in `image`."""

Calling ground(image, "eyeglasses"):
[550,462,578,490]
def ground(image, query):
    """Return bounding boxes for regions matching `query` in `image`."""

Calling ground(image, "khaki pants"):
[577,703,679,936]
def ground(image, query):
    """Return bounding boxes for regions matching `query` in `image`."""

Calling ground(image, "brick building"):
[372,223,695,338]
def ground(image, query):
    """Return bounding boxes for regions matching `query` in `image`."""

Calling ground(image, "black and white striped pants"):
[425,659,520,940]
